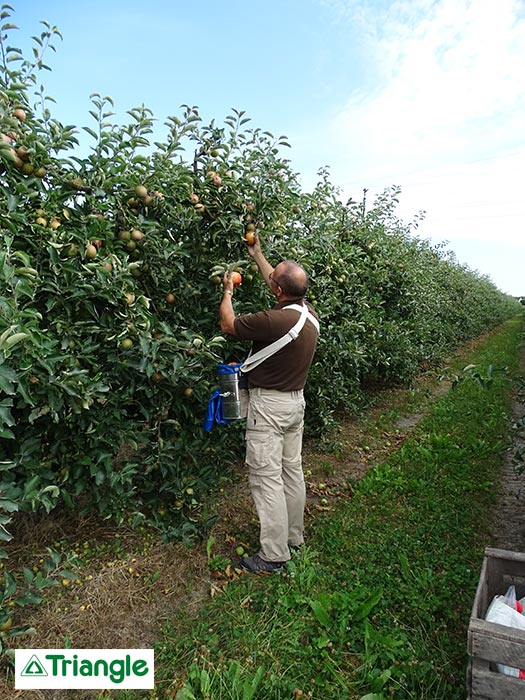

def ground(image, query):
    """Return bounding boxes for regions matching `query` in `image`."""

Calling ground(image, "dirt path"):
[489,334,525,552]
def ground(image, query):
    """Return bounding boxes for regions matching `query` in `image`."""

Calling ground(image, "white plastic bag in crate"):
[485,585,525,678]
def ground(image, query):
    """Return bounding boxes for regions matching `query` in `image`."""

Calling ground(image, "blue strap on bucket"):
[203,389,229,432]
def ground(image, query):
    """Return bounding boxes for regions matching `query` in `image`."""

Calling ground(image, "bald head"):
[273,260,309,299]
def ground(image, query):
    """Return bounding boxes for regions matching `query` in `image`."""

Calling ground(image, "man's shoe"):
[239,555,286,573]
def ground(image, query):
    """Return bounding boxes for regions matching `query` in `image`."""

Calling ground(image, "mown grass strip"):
[115,317,523,700]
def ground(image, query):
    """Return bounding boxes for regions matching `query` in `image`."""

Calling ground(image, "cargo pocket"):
[245,428,273,469]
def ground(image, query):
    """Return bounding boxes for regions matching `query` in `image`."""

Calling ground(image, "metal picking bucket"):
[217,363,243,420]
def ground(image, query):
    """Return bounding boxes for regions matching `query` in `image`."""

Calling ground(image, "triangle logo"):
[21,654,48,677]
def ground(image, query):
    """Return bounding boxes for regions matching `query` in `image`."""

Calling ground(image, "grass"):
[107,316,523,700]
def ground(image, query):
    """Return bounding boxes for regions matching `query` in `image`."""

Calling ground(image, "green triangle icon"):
[21,654,48,676]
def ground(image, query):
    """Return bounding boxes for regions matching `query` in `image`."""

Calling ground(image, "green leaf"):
[22,567,34,585]
[0,524,13,543]
[33,571,58,590]
[6,625,36,638]
[60,490,74,509]
[82,126,98,140]
[12,250,31,266]
[243,665,265,700]
[0,366,17,394]
[316,629,330,648]
[15,591,43,606]
[309,599,332,627]
[59,570,78,581]
[6,193,17,212]
[0,399,15,427]
[1,332,29,353]
[354,587,383,621]
[2,571,17,599]
[0,498,18,513]
[41,485,60,499]
[23,475,40,498]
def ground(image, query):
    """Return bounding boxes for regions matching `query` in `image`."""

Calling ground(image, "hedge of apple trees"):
[0,7,521,547]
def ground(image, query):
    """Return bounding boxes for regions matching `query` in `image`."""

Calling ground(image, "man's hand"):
[245,234,262,259]
[222,271,234,296]
[244,235,274,288]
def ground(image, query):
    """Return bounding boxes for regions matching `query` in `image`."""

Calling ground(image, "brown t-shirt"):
[233,301,319,391]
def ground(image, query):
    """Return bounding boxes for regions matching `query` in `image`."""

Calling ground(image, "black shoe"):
[239,555,286,573]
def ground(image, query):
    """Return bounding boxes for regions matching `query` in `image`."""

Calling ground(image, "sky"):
[10,0,525,296]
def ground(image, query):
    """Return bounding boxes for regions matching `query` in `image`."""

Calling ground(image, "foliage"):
[0,4,521,547]
[0,542,80,664]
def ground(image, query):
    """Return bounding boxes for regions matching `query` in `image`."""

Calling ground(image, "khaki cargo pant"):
[245,388,306,563]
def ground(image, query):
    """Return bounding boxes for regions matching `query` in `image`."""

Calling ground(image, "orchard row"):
[0,7,521,548]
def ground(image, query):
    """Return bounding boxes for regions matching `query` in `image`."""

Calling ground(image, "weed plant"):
[113,317,523,700]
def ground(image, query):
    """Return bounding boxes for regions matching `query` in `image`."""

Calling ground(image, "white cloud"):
[308,0,525,294]
[330,0,525,167]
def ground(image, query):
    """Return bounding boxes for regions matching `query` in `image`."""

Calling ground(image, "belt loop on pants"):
[249,388,304,399]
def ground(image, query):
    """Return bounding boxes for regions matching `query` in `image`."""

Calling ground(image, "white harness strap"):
[285,303,320,335]
[241,303,319,374]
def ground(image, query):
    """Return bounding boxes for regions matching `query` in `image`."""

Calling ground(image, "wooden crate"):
[468,547,525,699]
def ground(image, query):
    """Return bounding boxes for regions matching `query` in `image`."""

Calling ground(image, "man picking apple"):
[219,236,319,573]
